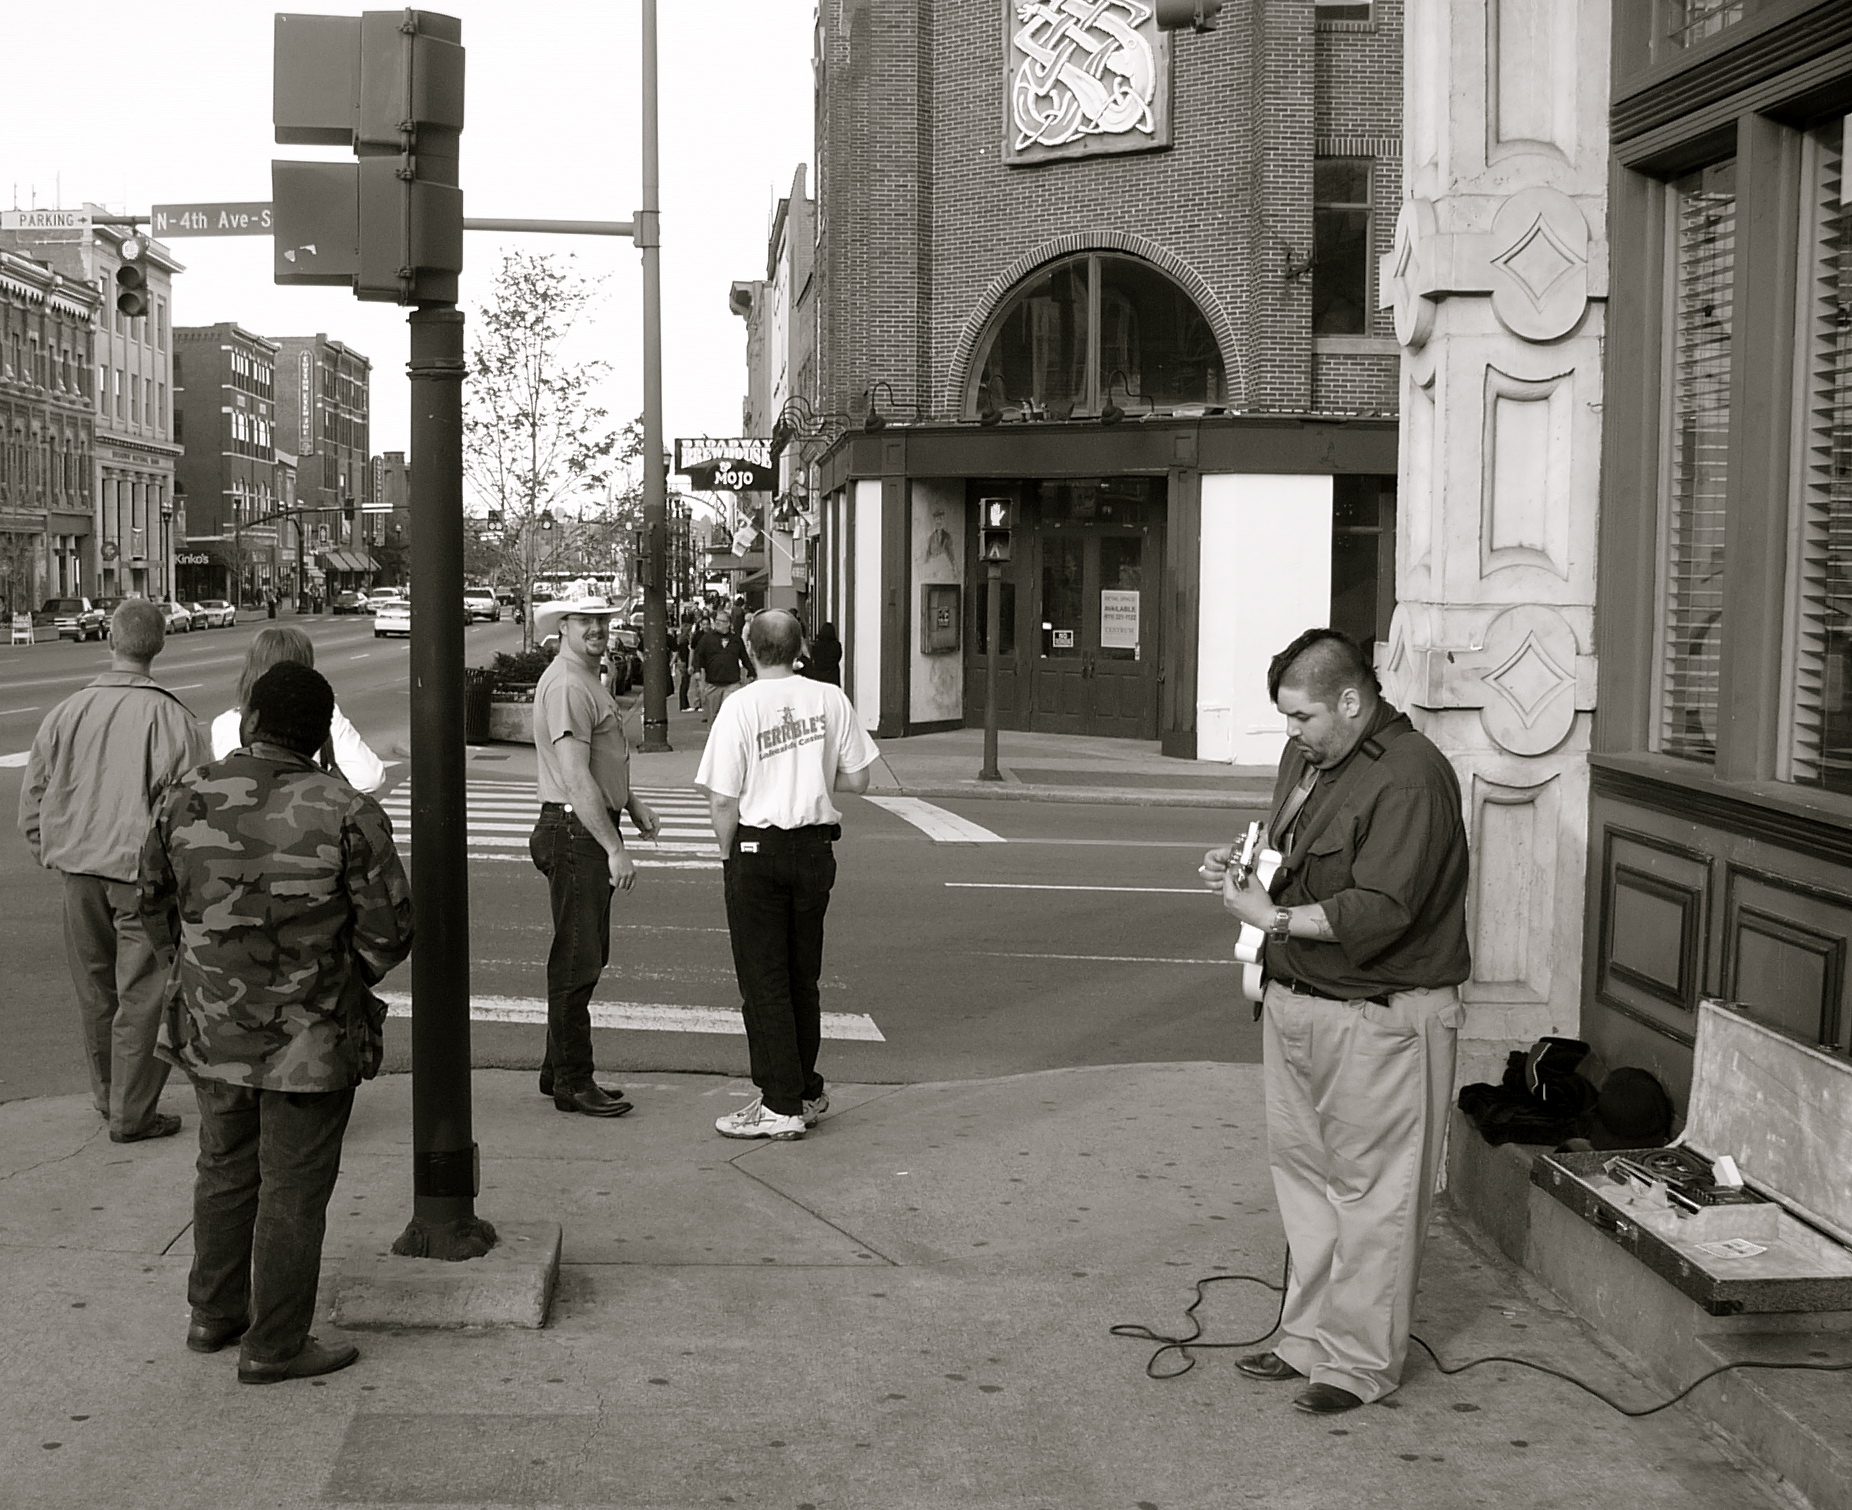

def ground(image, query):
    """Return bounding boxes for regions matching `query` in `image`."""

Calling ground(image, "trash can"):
[464,668,495,745]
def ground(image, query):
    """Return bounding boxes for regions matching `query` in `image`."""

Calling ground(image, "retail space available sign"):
[1,210,91,230]
[675,437,775,492]
[1100,589,1140,649]
[150,203,274,236]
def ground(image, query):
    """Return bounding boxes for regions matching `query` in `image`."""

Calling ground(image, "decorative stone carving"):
[1381,188,1607,348]
[1004,0,1171,165]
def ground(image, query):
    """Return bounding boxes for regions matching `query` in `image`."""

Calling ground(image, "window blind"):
[1658,160,1737,762]
[1786,125,1852,793]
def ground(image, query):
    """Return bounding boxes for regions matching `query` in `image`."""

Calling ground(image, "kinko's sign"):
[675,437,775,492]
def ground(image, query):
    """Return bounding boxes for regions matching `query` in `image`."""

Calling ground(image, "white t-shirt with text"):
[695,674,878,830]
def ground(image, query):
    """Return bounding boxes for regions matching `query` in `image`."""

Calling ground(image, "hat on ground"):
[532,594,618,643]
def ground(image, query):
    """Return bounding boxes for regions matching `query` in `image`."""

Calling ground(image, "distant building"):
[367,449,410,586]
[172,324,281,604]
[0,246,100,618]
[273,333,374,594]
[1,213,184,604]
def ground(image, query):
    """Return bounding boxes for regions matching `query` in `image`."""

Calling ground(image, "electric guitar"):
[1227,821,1283,1005]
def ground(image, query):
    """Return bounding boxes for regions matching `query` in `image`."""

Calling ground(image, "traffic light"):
[1153,0,1223,28]
[344,498,357,525]
[978,497,1014,564]
[115,239,150,318]
[272,10,465,305]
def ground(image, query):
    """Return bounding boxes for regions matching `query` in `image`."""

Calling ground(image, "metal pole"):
[981,563,1002,781]
[391,303,494,1262]
[637,0,671,752]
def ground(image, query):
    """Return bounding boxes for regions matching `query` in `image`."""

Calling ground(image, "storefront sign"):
[175,552,214,565]
[1004,0,1171,166]
[299,352,313,452]
[675,437,775,492]
[1100,589,1140,648]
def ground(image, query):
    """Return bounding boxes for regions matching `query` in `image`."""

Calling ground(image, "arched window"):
[968,253,1226,419]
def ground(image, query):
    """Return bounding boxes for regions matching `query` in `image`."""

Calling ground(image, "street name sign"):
[0,210,90,230]
[151,203,275,236]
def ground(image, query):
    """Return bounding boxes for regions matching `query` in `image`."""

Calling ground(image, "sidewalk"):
[0,1063,1806,1510]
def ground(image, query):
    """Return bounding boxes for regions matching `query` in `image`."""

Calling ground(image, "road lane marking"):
[863,794,1006,842]
[944,882,1209,895]
[168,683,204,691]
[976,951,1234,965]
[379,991,883,1040]
[1,706,41,715]
[0,751,28,767]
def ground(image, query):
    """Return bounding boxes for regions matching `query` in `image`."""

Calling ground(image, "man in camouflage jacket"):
[139,662,412,1384]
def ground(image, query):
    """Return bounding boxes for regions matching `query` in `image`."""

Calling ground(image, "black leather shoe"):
[553,1085,633,1118]
[539,1070,626,1101]
[1235,1351,1304,1381]
[1292,1383,1364,1415]
[186,1318,248,1354]
[238,1337,359,1385]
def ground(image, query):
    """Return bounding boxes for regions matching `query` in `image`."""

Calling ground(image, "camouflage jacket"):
[139,743,414,1092]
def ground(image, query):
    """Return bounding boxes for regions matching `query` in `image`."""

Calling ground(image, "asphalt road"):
[0,614,1255,1104]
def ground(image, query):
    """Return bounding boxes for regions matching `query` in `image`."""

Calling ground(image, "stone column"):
[1379,0,1609,1084]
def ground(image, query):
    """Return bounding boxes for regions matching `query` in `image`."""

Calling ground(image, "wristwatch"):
[1268,908,1293,942]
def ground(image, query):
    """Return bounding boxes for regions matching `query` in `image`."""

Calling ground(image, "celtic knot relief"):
[1008,1,1164,160]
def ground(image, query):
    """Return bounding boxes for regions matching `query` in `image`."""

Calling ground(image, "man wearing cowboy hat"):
[528,594,661,1116]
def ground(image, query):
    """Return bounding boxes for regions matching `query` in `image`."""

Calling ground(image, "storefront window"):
[971,254,1223,416]
[1784,125,1852,793]
[1656,158,1736,763]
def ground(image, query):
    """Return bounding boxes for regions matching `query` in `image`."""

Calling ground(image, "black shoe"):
[1292,1383,1364,1415]
[110,1112,182,1144]
[539,1070,627,1102]
[553,1085,634,1118]
[186,1318,248,1354]
[1235,1351,1304,1382]
[238,1337,359,1385]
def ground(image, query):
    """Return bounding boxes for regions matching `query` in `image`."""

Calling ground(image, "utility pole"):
[638,0,671,752]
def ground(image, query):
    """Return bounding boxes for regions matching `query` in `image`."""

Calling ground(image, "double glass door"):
[1032,526,1155,737]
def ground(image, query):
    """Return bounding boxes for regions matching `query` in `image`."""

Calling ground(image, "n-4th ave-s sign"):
[150,203,274,236]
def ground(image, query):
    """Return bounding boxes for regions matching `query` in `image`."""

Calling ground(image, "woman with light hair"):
[210,626,386,792]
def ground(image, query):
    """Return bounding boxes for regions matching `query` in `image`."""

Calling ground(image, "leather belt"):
[1270,974,1392,1008]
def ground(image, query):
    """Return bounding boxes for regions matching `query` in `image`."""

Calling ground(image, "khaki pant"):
[1262,978,1462,1402]
[701,680,741,723]
[62,872,173,1136]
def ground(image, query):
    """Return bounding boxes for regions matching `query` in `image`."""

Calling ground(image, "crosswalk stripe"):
[378,991,883,1041]
[864,794,1006,843]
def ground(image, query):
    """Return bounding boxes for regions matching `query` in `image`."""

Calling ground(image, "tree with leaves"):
[463,251,620,647]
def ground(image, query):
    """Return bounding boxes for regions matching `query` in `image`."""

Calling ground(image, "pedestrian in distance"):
[797,620,842,686]
[528,595,662,1117]
[691,612,753,723]
[697,609,880,1140]
[673,615,695,711]
[138,662,414,1384]
[1202,628,1471,1416]
[209,625,387,792]
[18,598,208,1143]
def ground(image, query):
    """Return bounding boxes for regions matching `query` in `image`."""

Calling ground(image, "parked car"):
[156,600,193,634]
[190,599,237,629]
[374,599,412,638]
[332,591,369,615]
[367,587,406,610]
[492,585,516,606]
[462,587,501,622]
[90,595,134,628]
[41,597,106,642]
[608,621,644,692]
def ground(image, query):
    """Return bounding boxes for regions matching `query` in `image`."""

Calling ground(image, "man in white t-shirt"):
[695,609,880,1140]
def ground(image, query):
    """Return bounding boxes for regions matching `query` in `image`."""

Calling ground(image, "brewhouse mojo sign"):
[1005,0,1171,166]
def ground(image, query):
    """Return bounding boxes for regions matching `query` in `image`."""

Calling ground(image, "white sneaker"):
[802,1091,829,1128]
[715,1097,805,1140]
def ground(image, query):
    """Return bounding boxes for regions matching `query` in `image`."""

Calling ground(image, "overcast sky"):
[2,0,813,494]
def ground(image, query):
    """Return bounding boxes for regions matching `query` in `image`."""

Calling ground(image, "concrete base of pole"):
[391,1212,498,1260]
[332,1220,559,1330]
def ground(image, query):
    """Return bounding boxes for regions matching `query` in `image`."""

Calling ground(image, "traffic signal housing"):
[272,10,465,305]
[1153,0,1223,28]
[115,240,150,318]
[978,497,1015,564]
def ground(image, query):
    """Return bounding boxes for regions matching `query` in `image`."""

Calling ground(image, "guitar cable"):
[1110,1257,1852,1417]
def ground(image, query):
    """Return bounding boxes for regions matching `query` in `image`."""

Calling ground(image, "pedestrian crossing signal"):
[979,496,1013,564]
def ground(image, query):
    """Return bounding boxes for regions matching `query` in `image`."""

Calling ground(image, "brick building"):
[0,245,98,620]
[801,0,1405,752]
[172,324,283,604]
[366,449,411,587]
[273,333,375,595]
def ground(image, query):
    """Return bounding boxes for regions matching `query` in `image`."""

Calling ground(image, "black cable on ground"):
[1113,1268,1852,1409]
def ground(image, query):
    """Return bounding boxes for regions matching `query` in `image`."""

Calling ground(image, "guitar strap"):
[1271,714,1416,887]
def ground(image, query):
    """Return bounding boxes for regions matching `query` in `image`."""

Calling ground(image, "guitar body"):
[1232,847,1282,1004]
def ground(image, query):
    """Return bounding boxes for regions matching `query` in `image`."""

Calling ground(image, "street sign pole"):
[638,0,671,753]
[981,563,1003,782]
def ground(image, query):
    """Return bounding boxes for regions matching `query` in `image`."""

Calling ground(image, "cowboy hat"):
[531,593,619,642]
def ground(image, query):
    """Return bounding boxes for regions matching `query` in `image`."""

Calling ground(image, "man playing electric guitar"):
[1199,628,1471,1418]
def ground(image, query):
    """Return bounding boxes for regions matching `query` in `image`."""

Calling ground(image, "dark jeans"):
[189,1077,355,1363]
[529,807,614,1089]
[724,826,836,1117]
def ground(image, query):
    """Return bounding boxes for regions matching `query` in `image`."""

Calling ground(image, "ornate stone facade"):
[1378,0,1609,1078]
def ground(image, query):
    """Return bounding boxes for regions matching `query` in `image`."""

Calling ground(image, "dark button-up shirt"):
[692,629,751,687]
[1262,702,1471,997]
[139,743,414,1092]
